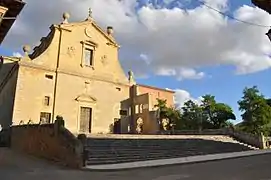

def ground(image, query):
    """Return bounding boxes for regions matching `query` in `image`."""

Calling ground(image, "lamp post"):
[266,28,271,42]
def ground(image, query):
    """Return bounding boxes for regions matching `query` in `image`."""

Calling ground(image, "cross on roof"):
[88,8,92,18]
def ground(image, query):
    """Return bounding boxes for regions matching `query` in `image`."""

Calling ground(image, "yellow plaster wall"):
[12,66,55,124]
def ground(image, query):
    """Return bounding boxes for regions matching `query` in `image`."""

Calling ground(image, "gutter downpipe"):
[52,25,63,122]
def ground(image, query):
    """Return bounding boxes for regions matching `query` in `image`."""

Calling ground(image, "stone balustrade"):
[10,121,83,168]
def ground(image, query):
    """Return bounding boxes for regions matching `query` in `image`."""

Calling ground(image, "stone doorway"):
[79,107,92,133]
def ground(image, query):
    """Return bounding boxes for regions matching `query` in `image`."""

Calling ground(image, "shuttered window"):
[84,48,94,66]
[40,112,51,124]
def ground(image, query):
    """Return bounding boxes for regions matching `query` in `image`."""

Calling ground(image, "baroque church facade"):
[0,10,174,134]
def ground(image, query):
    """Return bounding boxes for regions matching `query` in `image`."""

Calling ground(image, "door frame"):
[76,101,95,134]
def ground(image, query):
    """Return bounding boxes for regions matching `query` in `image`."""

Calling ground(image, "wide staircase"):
[84,135,258,165]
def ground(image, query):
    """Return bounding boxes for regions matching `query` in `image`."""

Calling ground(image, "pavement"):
[1,147,271,180]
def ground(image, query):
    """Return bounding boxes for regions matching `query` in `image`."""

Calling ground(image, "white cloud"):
[3,0,271,80]
[156,67,205,80]
[174,89,202,108]
[12,52,23,58]
[178,68,205,80]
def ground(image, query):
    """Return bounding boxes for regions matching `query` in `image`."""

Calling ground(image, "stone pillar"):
[129,85,137,134]
[77,134,87,167]
[259,132,266,149]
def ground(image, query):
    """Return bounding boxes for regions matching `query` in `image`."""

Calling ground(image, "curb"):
[83,149,271,171]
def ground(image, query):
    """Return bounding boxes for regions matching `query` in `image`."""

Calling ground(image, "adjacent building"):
[252,0,271,14]
[0,10,174,135]
[0,0,25,44]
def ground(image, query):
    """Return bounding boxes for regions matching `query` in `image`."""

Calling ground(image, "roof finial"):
[23,45,31,57]
[62,12,70,24]
[86,8,93,21]
[89,8,92,17]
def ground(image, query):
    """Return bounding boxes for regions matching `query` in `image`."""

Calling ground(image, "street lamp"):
[266,28,271,42]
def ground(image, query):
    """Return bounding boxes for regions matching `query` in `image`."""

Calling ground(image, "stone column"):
[259,132,266,149]
[129,85,137,134]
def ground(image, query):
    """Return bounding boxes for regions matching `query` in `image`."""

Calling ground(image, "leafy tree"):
[238,86,271,135]
[155,95,236,131]
[165,106,182,130]
[181,100,205,130]
[210,103,236,128]
[155,99,168,130]
[201,95,236,129]
[266,98,271,107]
[155,99,168,119]
[155,99,181,130]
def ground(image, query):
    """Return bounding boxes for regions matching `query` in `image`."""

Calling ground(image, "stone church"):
[0,10,174,134]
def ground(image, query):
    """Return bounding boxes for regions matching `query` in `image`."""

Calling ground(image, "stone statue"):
[162,118,169,130]
[23,45,31,57]
[136,118,143,134]
[62,12,70,24]
[128,70,135,83]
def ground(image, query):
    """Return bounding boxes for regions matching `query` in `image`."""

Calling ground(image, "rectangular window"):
[44,96,50,106]
[45,74,53,80]
[80,107,92,133]
[40,112,51,124]
[120,110,128,116]
[84,48,93,66]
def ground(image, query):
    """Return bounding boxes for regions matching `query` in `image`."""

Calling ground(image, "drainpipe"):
[52,25,63,122]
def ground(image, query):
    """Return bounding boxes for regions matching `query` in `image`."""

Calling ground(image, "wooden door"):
[80,107,92,133]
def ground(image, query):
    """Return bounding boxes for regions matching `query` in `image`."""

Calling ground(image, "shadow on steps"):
[85,138,254,165]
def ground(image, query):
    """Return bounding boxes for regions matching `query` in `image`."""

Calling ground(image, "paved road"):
[1,148,271,180]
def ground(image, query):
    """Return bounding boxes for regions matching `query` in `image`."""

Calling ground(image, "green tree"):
[201,95,236,129]
[181,100,208,130]
[155,99,182,130]
[238,86,271,135]
[266,98,271,107]
[155,99,168,119]
[155,99,168,130]
[165,106,182,130]
[211,103,236,128]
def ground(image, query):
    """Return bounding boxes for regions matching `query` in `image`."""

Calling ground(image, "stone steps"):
[84,135,257,165]
[87,153,196,165]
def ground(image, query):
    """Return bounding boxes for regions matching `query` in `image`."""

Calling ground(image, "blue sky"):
[137,65,271,122]
[133,0,271,123]
[1,0,270,124]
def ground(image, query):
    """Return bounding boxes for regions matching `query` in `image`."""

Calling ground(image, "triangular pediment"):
[75,94,97,103]
[91,21,119,47]
[59,20,119,47]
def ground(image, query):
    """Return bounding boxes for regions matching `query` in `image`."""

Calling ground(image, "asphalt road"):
[1,148,271,180]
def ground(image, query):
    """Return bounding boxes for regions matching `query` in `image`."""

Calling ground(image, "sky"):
[1,0,271,123]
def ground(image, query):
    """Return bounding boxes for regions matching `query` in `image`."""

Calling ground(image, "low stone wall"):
[163,128,267,149]
[228,130,266,149]
[0,128,11,147]
[10,123,83,168]
[166,129,228,135]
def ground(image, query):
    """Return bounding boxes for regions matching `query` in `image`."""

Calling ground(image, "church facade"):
[0,11,174,134]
